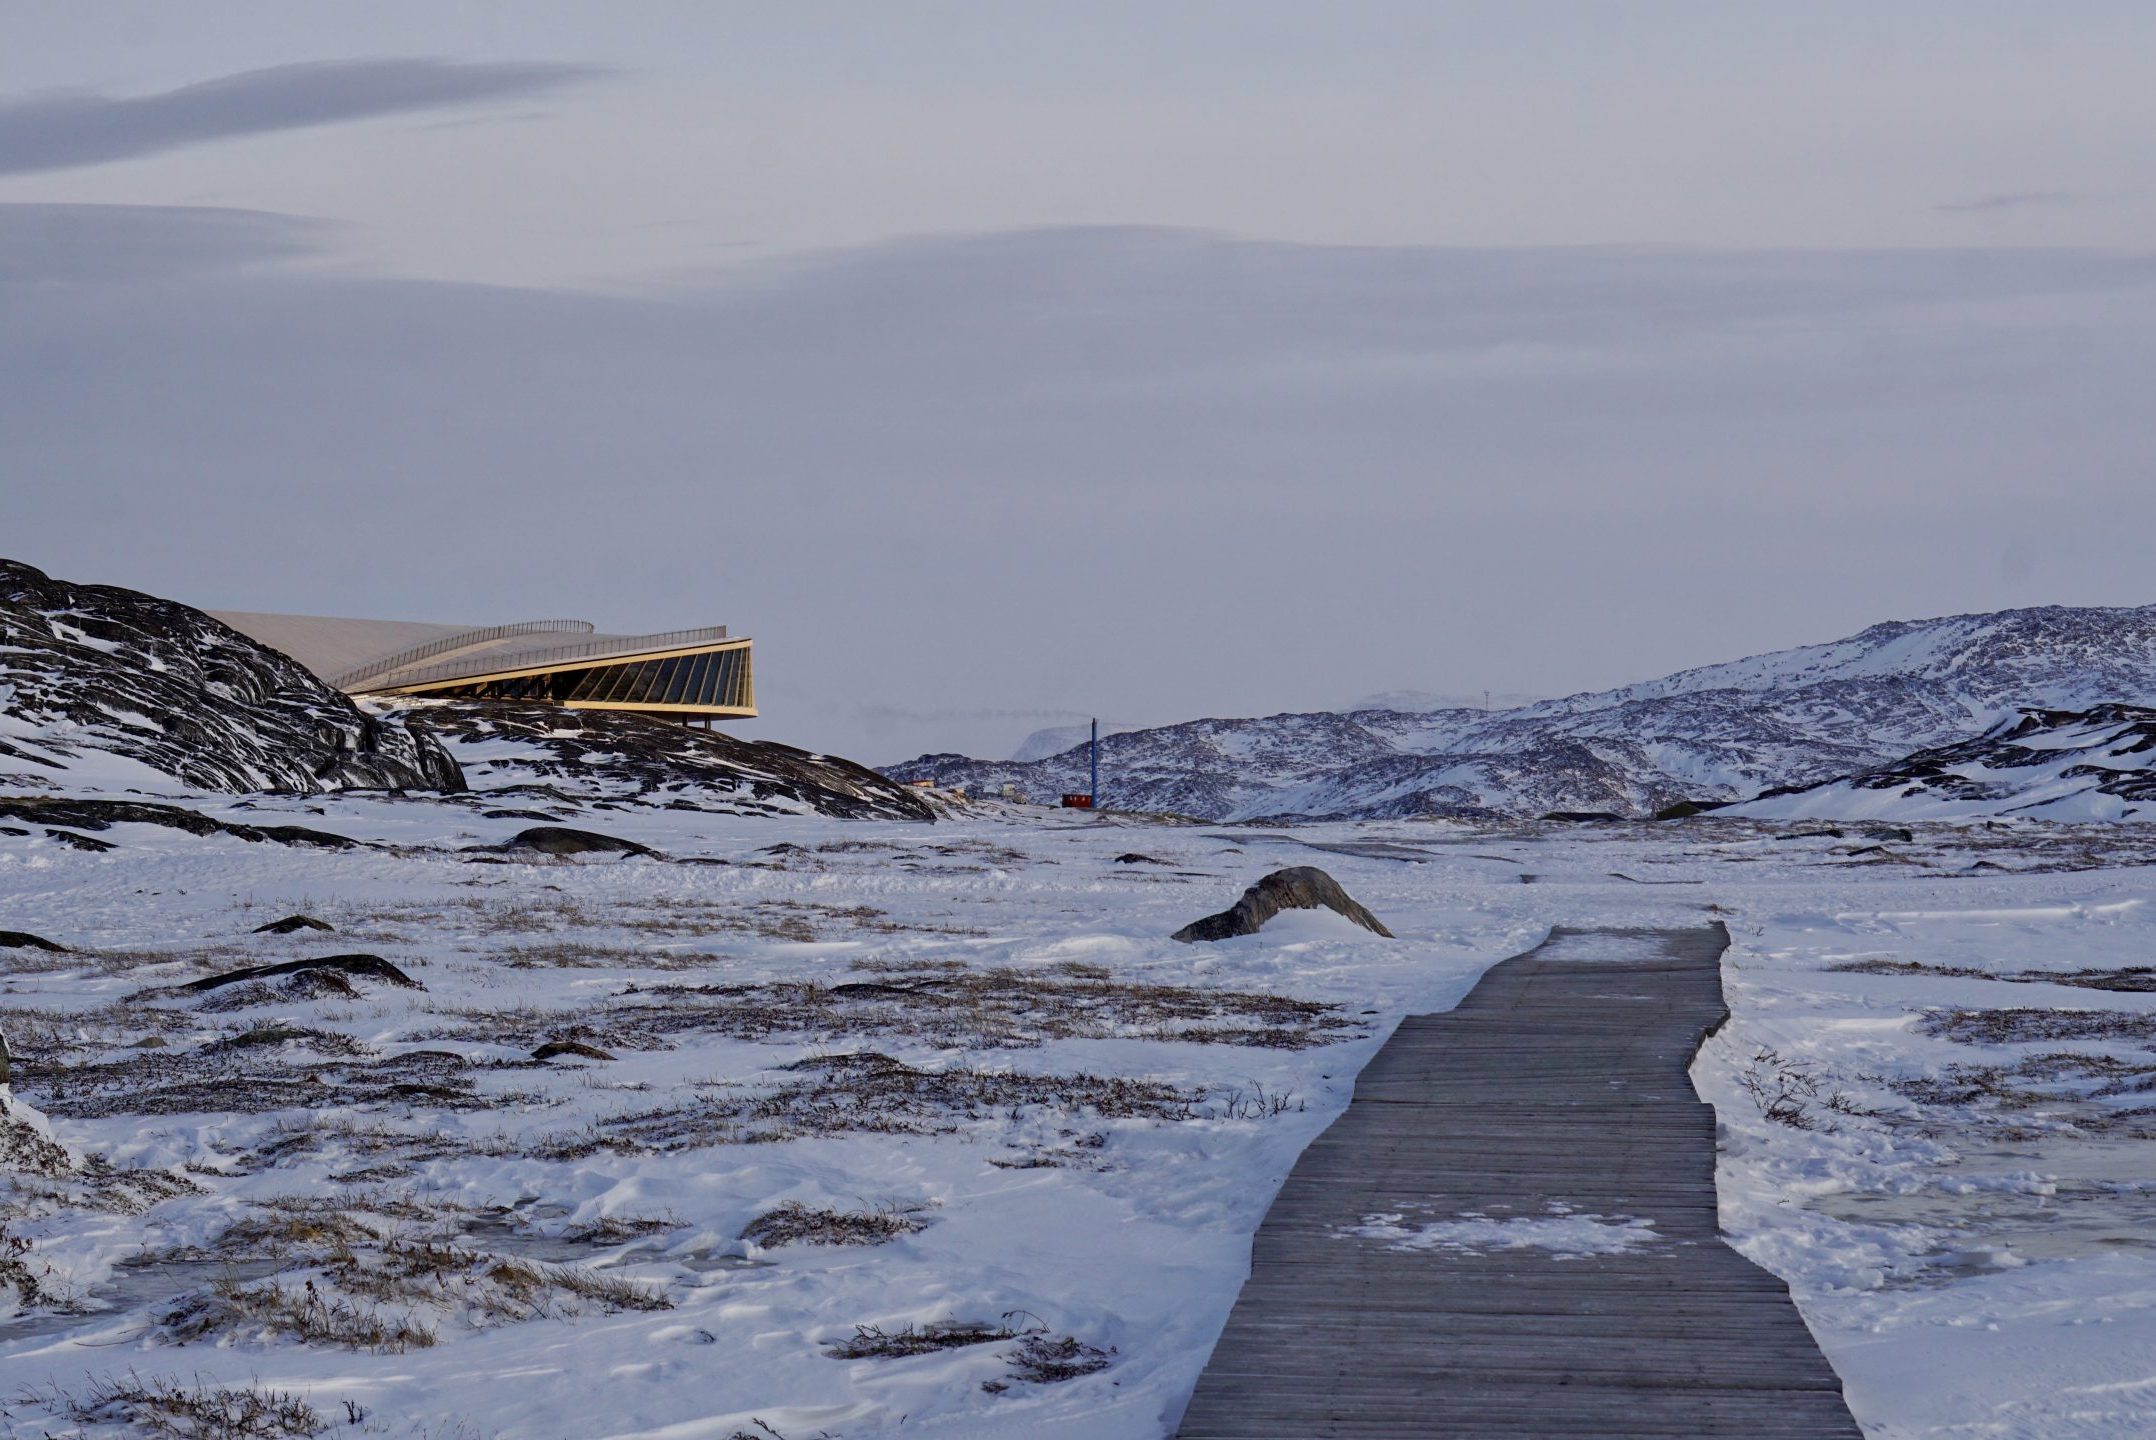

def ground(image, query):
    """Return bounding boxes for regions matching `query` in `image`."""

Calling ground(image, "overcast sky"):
[5,3,2155,763]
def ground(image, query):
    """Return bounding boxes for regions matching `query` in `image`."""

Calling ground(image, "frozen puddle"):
[1811,1129,2156,1274]
[1340,1203,1664,1259]
[1534,929,1675,962]
[0,1254,285,1346]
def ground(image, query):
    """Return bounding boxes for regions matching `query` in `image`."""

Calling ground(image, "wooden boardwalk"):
[1175,925,1862,1439]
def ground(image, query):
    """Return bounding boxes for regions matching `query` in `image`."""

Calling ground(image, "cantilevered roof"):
[209,611,512,685]
[211,611,733,695]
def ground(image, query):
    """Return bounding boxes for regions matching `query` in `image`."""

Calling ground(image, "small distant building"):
[212,611,755,725]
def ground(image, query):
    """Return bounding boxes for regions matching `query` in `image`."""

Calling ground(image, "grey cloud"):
[0,203,324,283]
[0,59,604,175]
[1937,191,2080,214]
[6,222,2156,762]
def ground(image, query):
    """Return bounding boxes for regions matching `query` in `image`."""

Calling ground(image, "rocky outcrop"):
[481,826,662,860]
[0,559,463,795]
[0,796,364,850]
[1173,867,1393,943]
[1725,705,2156,823]
[406,700,935,821]
[178,954,422,994]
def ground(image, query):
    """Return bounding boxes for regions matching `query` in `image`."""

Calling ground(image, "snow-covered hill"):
[1724,704,2156,823]
[886,605,2156,821]
[0,559,463,795]
[1009,721,1147,763]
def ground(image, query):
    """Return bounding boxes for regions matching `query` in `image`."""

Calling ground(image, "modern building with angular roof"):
[212,611,755,723]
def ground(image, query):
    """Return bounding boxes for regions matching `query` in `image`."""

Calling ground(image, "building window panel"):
[687,651,718,705]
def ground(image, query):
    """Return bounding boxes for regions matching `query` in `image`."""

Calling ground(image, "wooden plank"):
[1173,924,1862,1438]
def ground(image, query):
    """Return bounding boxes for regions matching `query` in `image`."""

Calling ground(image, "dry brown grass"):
[524,1051,1205,1155]
[162,1275,438,1352]
[741,1201,926,1249]
[1922,1008,2156,1046]
[825,1316,1023,1359]
[1886,1050,2156,1135]
[597,966,1356,1052]
[159,1216,671,1352]
[26,1039,487,1121]
[27,1371,327,1438]
[1835,958,2156,993]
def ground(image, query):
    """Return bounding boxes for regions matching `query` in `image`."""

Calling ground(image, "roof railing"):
[330,620,594,690]
[354,625,736,693]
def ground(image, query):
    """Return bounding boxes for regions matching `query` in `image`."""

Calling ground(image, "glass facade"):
[421,645,753,713]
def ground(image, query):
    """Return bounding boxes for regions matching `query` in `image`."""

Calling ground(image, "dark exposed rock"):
[1113,853,1165,865]
[484,826,662,860]
[0,931,69,953]
[532,1040,616,1062]
[1730,705,2156,822]
[1172,867,1393,943]
[42,828,115,851]
[1652,800,1721,820]
[405,700,935,821]
[179,953,422,994]
[0,797,364,850]
[253,914,335,935]
[1542,811,1627,823]
[0,557,463,794]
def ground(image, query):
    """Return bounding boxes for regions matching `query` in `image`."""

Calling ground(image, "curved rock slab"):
[1172,866,1393,943]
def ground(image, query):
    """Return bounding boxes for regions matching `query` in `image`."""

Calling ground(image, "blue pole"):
[1090,717,1100,809]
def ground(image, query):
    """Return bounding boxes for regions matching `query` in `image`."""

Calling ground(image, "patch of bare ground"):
[159,1218,671,1352]
[238,1115,473,1174]
[23,1371,328,1438]
[161,1274,439,1352]
[1,1217,62,1309]
[367,895,984,946]
[1003,1331,1114,1385]
[499,940,734,970]
[406,1000,670,1055]
[556,1213,678,1245]
[410,960,1351,1056]
[828,1312,1112,1391]
[989,1129,1115,1171]
[23,1035,498,1120]
[1884,1051,2156,1137]
[827,1316,1023,1358]
[4,1155,204,1228]
[531,1051,1204,1155]
[0,1000,203,1062]
[1921,1008,2156,1046]
[1835,958,2156,993]
[741,1201,927,1249]
[602,964,1356,1052]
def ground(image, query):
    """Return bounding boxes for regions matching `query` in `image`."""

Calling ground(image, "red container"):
[1060,793,1095,809]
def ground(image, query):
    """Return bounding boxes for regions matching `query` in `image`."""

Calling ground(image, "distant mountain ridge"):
[885,604,2156,821]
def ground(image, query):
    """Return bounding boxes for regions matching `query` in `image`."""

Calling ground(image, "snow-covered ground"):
[2,794,2154,1438]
